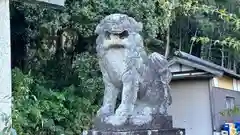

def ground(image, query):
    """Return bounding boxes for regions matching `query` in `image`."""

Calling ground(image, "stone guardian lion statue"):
[95,13,172,126]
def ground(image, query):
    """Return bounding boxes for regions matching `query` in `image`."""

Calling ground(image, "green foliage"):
[220,106,240,117]
[191,36,240,51]
[12,53,103,135]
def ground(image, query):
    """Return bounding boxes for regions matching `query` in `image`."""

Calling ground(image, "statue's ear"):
[95,24,101,34]
[128,17,143,32]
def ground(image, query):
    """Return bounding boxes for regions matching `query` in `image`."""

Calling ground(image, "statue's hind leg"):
[159,85,172,115]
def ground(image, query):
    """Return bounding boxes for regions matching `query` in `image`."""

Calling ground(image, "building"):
[0,0,65,130]
[168,51,240,135]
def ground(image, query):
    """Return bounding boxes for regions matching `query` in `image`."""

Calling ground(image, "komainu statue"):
[95,13,172,126]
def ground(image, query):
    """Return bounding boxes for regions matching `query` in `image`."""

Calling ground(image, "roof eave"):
[172,51,240,79]
[171,73,214,81]
[169,57,223,77]
[11,0,65,10]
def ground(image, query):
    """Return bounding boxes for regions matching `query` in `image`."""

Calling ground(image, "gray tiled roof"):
[170,51,240,79]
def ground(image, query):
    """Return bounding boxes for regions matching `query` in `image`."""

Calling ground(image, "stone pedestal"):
[83,129,184,135]
[83,115,185,135]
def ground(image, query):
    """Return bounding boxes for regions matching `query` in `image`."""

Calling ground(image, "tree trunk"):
[221,45,224,67]
[208,44,212,61]
[165,26,170,58]
[233,57,237,72]
[227,52,232,70]
[189,29,198,54]
[179,21,182,51]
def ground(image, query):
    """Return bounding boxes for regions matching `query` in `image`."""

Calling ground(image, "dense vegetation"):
[7,0,240,134]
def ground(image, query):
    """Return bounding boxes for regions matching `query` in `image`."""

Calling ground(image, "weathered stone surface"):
[83,129,185,135]
[93,115,173,132]
[85,13,185,135]
[95,13,172,126]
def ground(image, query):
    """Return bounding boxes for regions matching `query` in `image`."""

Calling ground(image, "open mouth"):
[107,44,125,50]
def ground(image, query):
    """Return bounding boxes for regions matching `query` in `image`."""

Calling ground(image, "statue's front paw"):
[105,104,132,125]
[115,104,134,115]
[131,106,152,125]
[97,105,114,118]
[105,114,128,126]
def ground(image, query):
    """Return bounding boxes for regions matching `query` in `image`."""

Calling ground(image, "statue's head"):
[95,13,143,34]
[95,13,143,50]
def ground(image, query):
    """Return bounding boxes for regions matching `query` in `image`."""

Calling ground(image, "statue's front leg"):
[97,81,119,118]
[97,65,119,118]
[106,70,138,125]
[117,70,138,115]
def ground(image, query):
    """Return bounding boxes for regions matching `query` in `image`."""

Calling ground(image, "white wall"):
[37,0,65,6]
[0,0,12,130]
[168,80,212,135]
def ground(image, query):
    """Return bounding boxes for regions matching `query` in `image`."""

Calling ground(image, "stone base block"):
[83,129,185,135]
[93,115,173,131]
[87,115,185,135]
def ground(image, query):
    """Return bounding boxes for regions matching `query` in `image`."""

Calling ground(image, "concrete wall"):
[212,87,240,131]
[0,0,12,130]
[169,79,212,135]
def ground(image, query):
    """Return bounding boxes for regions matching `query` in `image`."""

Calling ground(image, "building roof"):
[11,0,65,9]
[169,51,240,79]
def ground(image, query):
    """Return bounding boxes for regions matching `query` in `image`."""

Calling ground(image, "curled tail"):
[148,52,172,114]
[149,52,172,84]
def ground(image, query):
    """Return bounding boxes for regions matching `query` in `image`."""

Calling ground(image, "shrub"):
[12,53,103,135]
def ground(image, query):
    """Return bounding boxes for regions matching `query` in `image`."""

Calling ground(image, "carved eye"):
[105,31,111,39]
[119,31,129,39]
